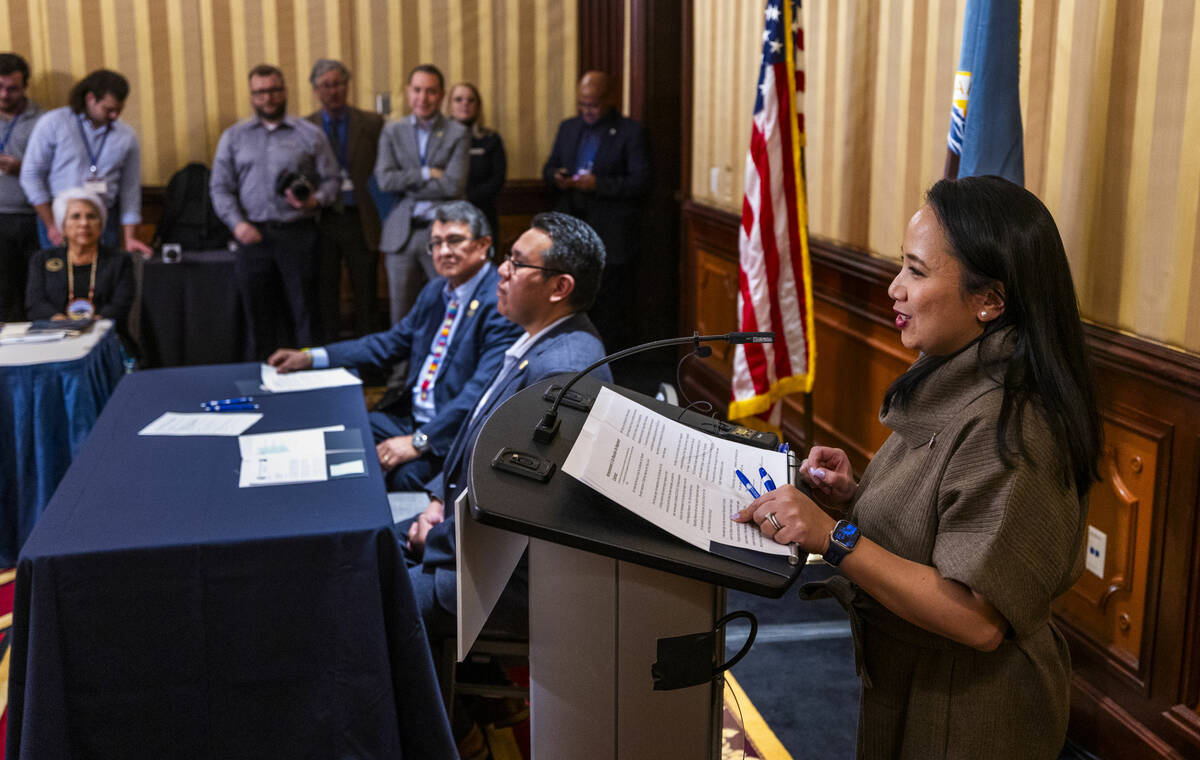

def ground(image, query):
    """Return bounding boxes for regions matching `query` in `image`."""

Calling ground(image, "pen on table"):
[757,467,801,566]
[734,468,760,499]
[203,403,259,412]
[202,396,254,408]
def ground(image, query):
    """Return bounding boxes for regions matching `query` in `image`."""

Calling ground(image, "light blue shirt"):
[413,115,437,220]
[470,312,576,422]
[19,106,142,225]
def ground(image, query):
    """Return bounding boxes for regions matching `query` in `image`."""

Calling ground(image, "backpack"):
[153,162,230,251]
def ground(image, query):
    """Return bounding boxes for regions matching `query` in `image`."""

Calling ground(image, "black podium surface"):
[468,374,804,598]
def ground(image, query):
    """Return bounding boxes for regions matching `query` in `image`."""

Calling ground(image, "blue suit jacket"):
[325,265,522,457]
[541,110,649,265]
[420,311,612,613]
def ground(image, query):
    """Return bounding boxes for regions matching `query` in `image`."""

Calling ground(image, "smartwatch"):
[411,430,430,453]
[823,520,861,566]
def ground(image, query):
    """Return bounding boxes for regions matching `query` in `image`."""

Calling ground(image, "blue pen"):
[759,466,776,492]
[756,467,801,566]
[735,468,760,499]
[205,403,259,412]
[202,396,253,408]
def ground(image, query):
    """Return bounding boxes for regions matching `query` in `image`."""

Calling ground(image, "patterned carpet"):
[0,567,15,758]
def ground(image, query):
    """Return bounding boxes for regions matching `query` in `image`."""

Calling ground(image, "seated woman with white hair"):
[25,186,134,335]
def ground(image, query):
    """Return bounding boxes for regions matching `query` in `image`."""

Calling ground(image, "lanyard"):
[0,113,19,153]
[68,256,98,305]
[75,115,110,175]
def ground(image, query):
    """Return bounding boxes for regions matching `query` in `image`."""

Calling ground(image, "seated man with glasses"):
[269,200,522,490]
[404,211,611,646]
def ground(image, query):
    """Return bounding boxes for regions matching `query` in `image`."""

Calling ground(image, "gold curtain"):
[691,0,1200,354]
[0,0,577,183]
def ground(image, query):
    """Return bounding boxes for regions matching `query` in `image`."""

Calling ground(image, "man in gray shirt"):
[210,64,340,359]
[0,53,42,321]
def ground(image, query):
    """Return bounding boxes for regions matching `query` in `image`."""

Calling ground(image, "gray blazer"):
[373,113,469,252]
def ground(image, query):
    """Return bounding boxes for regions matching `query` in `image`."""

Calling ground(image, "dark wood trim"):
[1069,675,1188,760]
[494,178,553,216]
[1084,322,1200,403]
[679,0,694,200]
[578,0,624,91]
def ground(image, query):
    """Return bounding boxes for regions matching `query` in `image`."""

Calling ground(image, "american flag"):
[729,0,815,424]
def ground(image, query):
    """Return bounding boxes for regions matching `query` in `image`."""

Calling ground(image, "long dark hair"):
[882,176,1101,499]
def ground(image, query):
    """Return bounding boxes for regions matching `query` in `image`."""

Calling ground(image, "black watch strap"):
[823,519,861,566]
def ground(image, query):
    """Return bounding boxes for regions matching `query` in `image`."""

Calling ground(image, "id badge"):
[84,177,108,196]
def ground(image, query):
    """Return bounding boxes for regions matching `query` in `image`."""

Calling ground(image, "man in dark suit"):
[542,70,649,351]
[375,64,470,325]
[403,211,611,642]
[268,201,522,491]
[306,59,385,341]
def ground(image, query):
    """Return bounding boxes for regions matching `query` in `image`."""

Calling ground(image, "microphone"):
[532,331,775,443]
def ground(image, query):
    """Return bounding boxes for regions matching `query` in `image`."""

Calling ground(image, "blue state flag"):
[945,0,1024,185]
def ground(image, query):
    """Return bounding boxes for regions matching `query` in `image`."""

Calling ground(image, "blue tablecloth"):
[0,325,123,567]
[5,363,455,759]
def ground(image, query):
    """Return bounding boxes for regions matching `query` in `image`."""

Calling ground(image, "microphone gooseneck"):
[531,331,774,443]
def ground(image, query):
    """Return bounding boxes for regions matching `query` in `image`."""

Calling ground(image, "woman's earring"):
[979,311,988,319]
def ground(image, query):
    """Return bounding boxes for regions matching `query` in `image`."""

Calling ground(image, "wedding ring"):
[766,512,782,531]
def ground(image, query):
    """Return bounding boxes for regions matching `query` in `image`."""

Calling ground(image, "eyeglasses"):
[250,86,285,97]
[504,250,567,274]
[315,79,348,91]
[427,234,473,253]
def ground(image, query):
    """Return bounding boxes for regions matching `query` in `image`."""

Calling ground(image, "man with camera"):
[210,64,340,359]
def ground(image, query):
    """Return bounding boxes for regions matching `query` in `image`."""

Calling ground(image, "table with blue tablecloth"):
[0,320,124,567]
[5,363,455,759]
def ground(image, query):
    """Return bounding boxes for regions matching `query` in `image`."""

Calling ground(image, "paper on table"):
[260,364,362,393]
[237,425,344,487]
[138,411,262,436]
[562,387,792,557]
[0,330,67,345]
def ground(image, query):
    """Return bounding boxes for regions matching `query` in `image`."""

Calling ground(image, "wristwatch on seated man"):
[411,430,430,454]
[822,519,861,566]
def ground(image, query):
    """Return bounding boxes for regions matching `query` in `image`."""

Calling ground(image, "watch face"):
[832,521,860,546]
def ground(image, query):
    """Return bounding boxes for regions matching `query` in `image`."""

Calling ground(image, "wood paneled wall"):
[690,0,1200,355]
[0,0,577,183]
[678,204,1200,759]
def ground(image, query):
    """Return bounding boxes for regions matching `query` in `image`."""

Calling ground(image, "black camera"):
[275,170,313,202]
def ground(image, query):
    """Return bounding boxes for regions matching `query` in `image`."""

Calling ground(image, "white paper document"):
[0,330,68,345]
[237,426,344,487]
[138,411,263,436]
[260,364,362,393]
[562,387,792,556]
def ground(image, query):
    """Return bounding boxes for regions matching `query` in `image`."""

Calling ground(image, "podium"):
[459,374,804,758]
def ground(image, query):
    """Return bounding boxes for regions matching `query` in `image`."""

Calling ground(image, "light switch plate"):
[1086,525,1106,578]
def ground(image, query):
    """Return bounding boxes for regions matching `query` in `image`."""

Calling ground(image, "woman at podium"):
[25,186,134,334]
[735,175,1100,759]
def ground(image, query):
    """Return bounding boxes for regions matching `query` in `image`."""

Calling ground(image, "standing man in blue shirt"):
[0,53,43,321]
[305,58,385,342]
[20,69,152,257]
[210,64,340,359]
[375,64,470,326]
[267,201,522,490]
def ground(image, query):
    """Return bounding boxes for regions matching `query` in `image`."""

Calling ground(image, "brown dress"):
[842,333,1087,759]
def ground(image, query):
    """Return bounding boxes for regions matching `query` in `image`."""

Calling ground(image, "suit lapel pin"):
[467,299,479,317]
[518,359,529,371]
